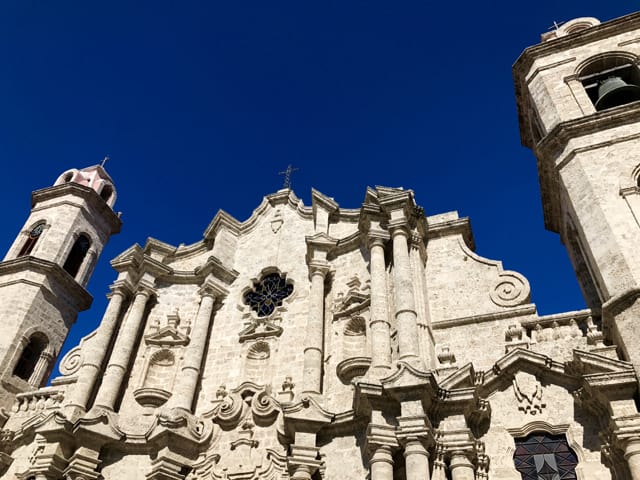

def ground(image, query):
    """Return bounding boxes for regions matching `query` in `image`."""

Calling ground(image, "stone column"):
[370,445,394,480]
[93,285,154,411]
[625,439,640,480]
[28,350,53,387]
[449,451,475,480]
[76,248,98,286]
[171,281,220,411]
[403,439,430,480]
[302,262,329,395]
[67,282,130,411]
[389,221,422,366]
[368,234,392,377]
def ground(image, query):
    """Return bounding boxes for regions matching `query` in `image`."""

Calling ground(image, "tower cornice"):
[31,183,122,235]
[0,257,92,311]
[533,102,640,232]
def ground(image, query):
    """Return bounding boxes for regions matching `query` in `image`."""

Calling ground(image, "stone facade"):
[2,11,640,480]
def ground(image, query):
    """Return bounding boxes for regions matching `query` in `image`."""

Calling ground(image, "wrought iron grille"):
[513,432,578,480]
[243,272,293,317]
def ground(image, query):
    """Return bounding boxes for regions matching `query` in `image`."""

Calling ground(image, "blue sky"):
[0,2,634,375]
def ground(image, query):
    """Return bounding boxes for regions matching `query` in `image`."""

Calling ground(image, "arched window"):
[100,183,114,203]
[17,223,45,257]
[63,234,91,278]
[514,432,578,480]
[13,333,47,382]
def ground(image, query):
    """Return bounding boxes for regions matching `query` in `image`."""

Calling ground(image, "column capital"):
[308,261,330,278]
[198,279,227,299]
[449,448,475,466]
[366,423,399,453]
[403,439,429,458]
[387,219,412,236]
[108,280,133,298]
[369,444,395,465]
[367,230,390,249]
[135,282,157,299]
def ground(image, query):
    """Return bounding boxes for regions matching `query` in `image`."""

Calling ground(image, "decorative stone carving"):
[206,382,280,430]
[504,324,530,352]
[437,345,456,366]
[336,357,372,383]
[278,376,295,403]
[586,316,605,346]
[332,276,370,319]
[239,317,283,343]
[513,372,546,415]
[271,209,284,233]
[12,388,64,413]
[58,345,83,376]
[489,270,530,307]
[144,310,190,347]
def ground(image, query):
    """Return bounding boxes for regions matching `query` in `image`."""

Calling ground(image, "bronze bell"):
[595,76,640,111]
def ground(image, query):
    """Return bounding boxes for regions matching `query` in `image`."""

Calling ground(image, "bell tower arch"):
[514,13,640,377]
[0,164,121,409]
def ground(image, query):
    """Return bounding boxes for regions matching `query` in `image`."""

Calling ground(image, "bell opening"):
[579,59,640,111]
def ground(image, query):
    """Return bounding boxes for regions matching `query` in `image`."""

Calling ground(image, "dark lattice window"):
[18,223,45,257]
[63,234,91,278]
[243,272,293,317]
[13,334,47,381]
[514,432,578,480]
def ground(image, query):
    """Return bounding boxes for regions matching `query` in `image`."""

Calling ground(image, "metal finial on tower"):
[548,20,566,31]
[100,155,110,167]
[278,164,299,189]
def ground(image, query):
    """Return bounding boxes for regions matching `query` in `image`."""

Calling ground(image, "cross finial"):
[100,155,110,167]
[278,164,299,189]
[548,20,565,31]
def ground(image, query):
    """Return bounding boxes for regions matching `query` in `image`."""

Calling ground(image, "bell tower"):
[513,13,640,375]
[0,164,121,409]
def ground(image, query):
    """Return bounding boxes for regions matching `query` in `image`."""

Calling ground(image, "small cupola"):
[54,163,117,208]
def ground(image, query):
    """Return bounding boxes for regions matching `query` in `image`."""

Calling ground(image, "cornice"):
[513,12,640,80]
[0,257,92,310]
[31,183,121,234]
[532,103,640,232]
[311,188,339,215]
[536,102,640,158]
[425,216,475,250]
[513,12,640,148]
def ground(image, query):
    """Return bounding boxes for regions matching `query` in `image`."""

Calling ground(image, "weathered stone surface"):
[4,11,640,480]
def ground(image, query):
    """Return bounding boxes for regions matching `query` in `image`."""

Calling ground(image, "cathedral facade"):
[2,11,640,480]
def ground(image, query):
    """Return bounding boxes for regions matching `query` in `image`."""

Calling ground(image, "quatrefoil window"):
[244,272,293,317]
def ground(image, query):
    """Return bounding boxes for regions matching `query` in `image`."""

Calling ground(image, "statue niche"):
[133,310,190,408]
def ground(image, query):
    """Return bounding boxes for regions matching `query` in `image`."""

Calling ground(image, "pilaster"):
[303,233,337,397]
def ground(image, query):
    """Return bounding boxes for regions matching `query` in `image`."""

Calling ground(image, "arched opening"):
[17,222,45,257]
[13,333,48,382]
[100,183,114,203]
[63,171,74,182]
[63,234,91,278]
[578,54,640,111]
